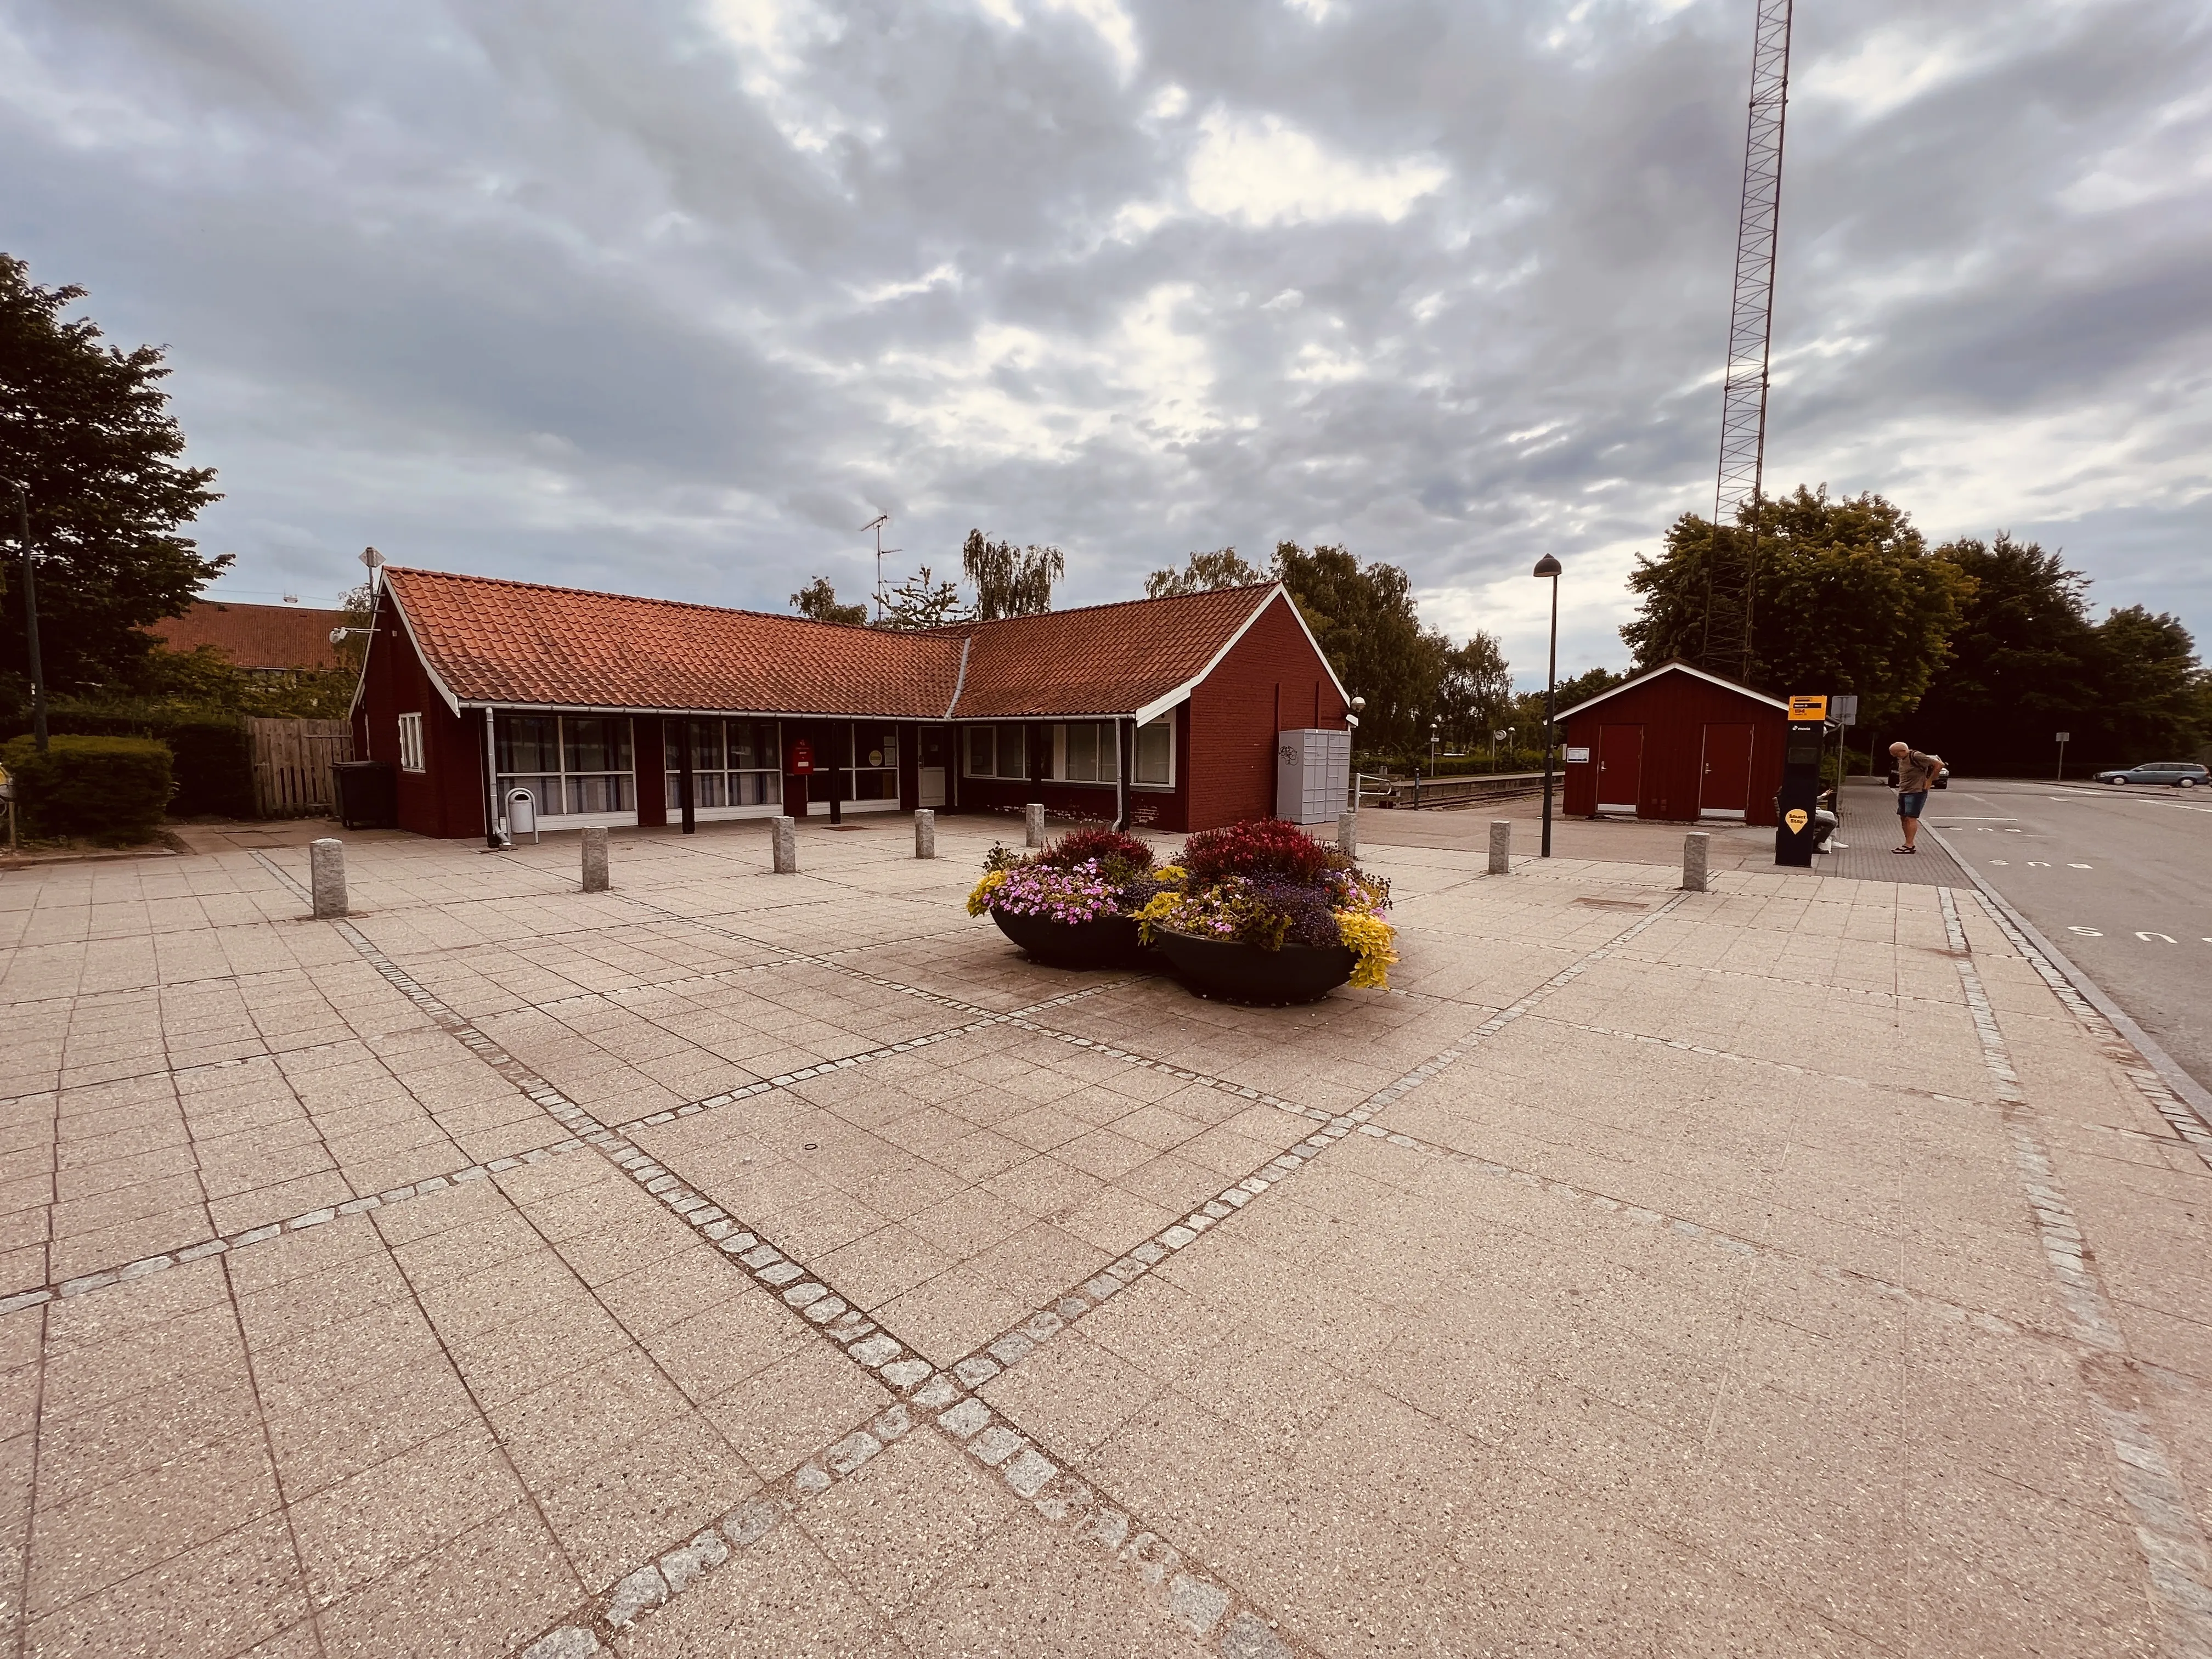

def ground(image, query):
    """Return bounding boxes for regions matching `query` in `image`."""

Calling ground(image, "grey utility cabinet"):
[1275,728,1352,825]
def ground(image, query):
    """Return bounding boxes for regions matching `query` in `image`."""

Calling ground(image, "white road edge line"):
[1926,826,2212,1131]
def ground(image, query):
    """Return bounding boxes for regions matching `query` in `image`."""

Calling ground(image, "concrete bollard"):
[1337,810,1358,857]
[581,826,609,893]
[309,838,347,918]
[1025,802,1046,849]
[1681,832,1711,893]
[771,815,798,874]
[1487,820,1511,876]
[914,809,936,860]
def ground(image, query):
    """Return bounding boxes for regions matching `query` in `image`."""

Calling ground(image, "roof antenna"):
[860,515,898,622]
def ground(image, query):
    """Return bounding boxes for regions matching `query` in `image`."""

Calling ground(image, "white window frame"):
[664,719,782,821]
[962,723,1031,782]
[397,712,426,774]
[1049,721,1116,788]
[494,713,639,829]
[840,721,902,812]
[1133,714,1175,789]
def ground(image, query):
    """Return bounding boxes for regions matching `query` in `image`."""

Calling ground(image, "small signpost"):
[1829,693,1859,780]
[2056,731,2070,783]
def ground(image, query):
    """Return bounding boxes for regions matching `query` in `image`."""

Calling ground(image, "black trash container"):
[331,760,398,830]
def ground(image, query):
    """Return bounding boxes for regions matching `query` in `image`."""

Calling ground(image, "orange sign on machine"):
[1787,694,1828,720]
[787,738,814,775]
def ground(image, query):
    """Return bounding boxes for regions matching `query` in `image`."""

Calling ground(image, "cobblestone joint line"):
[510,1383,1312,1659]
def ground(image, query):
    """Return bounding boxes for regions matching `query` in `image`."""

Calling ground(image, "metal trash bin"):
[331,760,397,830]
[504,787,539,844]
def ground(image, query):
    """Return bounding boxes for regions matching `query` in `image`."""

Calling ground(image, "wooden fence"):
[248,718,353,818]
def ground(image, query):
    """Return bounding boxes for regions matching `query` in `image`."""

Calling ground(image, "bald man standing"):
[1889,740,1943,853]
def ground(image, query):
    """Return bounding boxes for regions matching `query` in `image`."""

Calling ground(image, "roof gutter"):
[941,636,972,720]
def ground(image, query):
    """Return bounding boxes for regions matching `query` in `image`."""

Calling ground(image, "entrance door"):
[1596,725,1644,813]
[782,727,815,818]
[918,727,947,809]
[1699,723,1753,817]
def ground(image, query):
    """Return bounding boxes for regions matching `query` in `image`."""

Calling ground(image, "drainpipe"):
[1115,718,1131,832]
[482,706,506,849]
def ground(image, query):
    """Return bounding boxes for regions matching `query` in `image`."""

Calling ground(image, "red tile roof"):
[380,567,1282,719]
[148,601,347,672]
[950,585,1283,718]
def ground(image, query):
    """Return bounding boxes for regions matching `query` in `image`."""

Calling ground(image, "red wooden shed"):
[1555,660,1787,825]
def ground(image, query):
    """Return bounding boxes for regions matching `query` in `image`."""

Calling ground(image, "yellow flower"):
[1153,865,1188,885]
[1335,910,1398,989]
[966,869,1009,918]
[1133,888,1187,944]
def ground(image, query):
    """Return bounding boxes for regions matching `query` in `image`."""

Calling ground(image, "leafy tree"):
[1271,541,1439,753]
[1620,486,1969,726]
[789,575,868,625]
[0,255,225,712]
[1144,547,1266,598]
[963,531,1064,619]
[2086,605,2206,762]
[1434,633,1514,749]
[1509,666,1624,755]
[1912,534,2096,770]
[876,565,967,630]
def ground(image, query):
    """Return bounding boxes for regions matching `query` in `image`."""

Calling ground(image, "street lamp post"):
[1533,554,1562,857]
[1429,718,1441,769]
[4,480,43,753]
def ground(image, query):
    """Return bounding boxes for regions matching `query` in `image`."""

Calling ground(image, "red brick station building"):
[349,568,1350,842]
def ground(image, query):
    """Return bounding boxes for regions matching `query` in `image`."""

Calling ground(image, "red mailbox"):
[788,738,814,775]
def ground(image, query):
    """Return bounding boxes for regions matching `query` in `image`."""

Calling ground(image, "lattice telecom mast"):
[1701,0,1794,682]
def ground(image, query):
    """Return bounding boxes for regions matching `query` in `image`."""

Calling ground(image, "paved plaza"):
[2,811,2210,1657]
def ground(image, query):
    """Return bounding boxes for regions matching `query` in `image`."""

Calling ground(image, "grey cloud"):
[2,0,2205,686]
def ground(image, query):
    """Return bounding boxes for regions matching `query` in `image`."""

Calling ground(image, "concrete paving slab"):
[1,814,2207,1656]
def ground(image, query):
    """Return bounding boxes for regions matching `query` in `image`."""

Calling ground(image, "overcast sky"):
[5,0,2208,687]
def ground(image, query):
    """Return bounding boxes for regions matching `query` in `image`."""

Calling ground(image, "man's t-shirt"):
[1897,751,1941,792]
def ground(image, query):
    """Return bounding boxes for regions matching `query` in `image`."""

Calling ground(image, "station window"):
[664,720,781,810]
[396,712,425,773]
[850,727,900,800]
[963,723,1029,780]
[1051,722,1114,784]
[495,714,635,819]
[1135,715,1173,786]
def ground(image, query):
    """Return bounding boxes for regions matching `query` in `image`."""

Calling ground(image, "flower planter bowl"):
[1151,928,1356,1006]
[990,908,1148,970]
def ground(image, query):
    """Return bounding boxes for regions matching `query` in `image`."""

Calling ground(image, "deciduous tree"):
[0,256,225,711]
[1143,548,1265,598]
[1620,486,1968,726]
[789,576,868,625]
[962,531,1063,619]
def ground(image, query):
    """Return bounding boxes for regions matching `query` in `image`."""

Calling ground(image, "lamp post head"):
[1532,554,1562,579]
[1348,696,1367,712]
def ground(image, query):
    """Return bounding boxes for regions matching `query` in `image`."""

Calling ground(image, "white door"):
[919,766,947,809]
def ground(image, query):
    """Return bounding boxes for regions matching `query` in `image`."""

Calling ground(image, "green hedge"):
[1,735,175,845]
[0,707,253,819]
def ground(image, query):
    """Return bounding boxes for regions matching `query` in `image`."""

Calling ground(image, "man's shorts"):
[1897,790,1929,819]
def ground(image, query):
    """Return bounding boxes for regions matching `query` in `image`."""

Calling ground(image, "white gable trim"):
[1555,660,1788,722]
[1132,586,1344,727]
[381,584,465,718]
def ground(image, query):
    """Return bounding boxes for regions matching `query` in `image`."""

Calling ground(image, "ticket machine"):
[1775,693,1826,867]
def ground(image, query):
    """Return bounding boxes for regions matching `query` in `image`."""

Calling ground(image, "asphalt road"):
[1927,777,2212,1093]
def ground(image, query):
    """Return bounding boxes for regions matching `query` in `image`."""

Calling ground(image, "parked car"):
[2095,761,2208,788]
